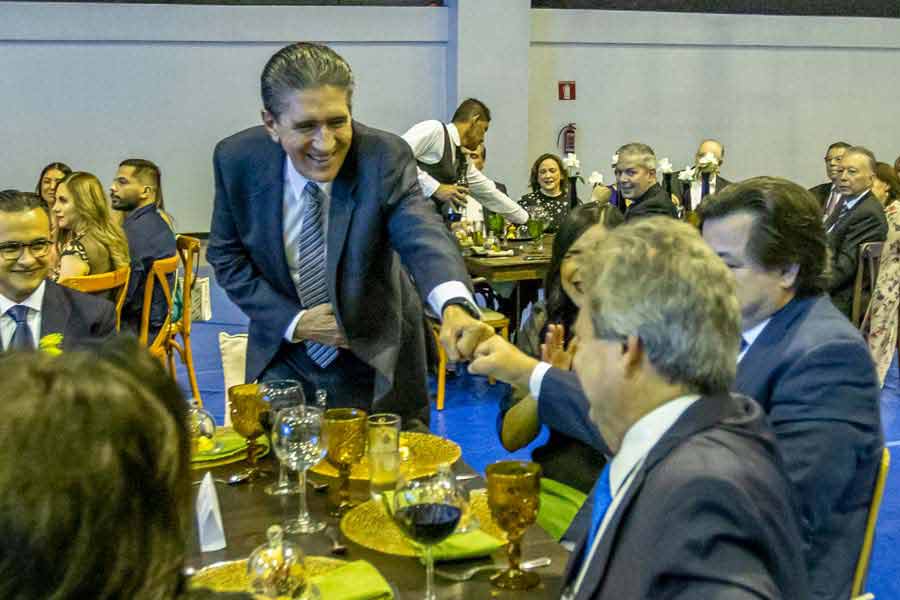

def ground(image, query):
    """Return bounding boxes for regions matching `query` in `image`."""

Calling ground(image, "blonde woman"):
[52,172,130,281]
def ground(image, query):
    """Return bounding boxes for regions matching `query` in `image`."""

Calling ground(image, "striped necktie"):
[297,181,338,368]
[6,305,34,351]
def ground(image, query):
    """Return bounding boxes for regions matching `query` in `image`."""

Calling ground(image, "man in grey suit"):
[809,141,851,218]
[208,43,491,429]
[675,138,731,215]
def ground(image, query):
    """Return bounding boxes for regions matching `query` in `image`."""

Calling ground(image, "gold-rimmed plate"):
[340,490,506,557]
[309,432,461,481]
[190,556,346,593]
[190,429,269,470]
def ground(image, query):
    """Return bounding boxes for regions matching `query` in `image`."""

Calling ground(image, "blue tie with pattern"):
[6,305,35,351]
[297,181,339,368]
[585,461,613,553]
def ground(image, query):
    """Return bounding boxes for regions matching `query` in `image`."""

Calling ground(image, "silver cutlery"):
[435,556,551,582]
[325,526,348,556]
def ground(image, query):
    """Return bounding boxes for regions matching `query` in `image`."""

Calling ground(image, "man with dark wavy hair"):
[700,176,883,600]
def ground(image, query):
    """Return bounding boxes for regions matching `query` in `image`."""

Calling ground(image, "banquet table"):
[463,238,553,285]
[188,457,571,598]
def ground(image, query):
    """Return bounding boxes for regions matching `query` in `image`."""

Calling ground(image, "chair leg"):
[436,344,447,411]
[182,332,202,405]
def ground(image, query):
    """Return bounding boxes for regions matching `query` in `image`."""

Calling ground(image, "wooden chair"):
[850,448,890,599]
[141,236,203,404]
[430,308,510,411]
[851,242,884,328]
[59,265,130,331]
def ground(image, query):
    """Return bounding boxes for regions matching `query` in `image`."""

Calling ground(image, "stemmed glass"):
[322,408,368,517]
[271,405,327,534]
[393,470,467,600]
[228,383,267,481]
[261,380,306,496]
[486,460,542,590]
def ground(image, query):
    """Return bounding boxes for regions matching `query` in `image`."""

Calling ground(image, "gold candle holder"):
[486,460,542,590]
[323,408,367,517]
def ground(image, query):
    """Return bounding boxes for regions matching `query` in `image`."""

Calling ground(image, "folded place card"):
[196,471,227,552]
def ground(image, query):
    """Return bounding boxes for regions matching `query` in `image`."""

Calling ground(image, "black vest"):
[416,124,467,186]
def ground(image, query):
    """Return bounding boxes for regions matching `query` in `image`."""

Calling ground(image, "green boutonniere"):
[38,333,63,356]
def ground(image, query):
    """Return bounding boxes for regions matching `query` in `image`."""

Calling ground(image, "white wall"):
[0,3,448,232]
[529,10,900,196]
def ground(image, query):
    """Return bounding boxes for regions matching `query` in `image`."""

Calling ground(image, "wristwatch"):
[442,297,482,320]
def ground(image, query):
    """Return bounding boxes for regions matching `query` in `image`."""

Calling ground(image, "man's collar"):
[632,182,661,203]
[446,123,462,147]
[0,280,46,315]
[284,155,333,197]
[845,189,870,211]
[122,202,157,224]
[741,317,771,350]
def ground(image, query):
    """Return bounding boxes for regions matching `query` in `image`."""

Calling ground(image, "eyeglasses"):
[0,240,52,261]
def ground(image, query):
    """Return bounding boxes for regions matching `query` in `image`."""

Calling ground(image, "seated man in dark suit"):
[824,146,888,318]
[700,176,883,600]
[675,138,731,216]
[109,159,177,341]
[478,217,808,598]
[809,140,851,219]
[0,190,115,351]
[613,143,678,221]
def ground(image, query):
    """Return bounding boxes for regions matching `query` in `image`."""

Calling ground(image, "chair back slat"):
[139,254,178,346]
[852,241,885,328]
[850,448,891,597]
[58,266,131,331]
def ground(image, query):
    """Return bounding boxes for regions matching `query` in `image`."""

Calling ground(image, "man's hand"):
[468,334,539,390]
[540,323,578,370]
[293,304,349,348]
[433,184,469,210]
[440,304,493,361]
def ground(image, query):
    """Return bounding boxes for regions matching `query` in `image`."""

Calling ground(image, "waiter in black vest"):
[402,99,528,225]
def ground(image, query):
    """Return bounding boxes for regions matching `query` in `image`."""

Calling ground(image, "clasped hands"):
[469,323,578,388]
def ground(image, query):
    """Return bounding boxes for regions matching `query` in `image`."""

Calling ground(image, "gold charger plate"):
[190,556,346,593]
[191,429,269,470]
[309,432,461,481]
[340,490,506,557]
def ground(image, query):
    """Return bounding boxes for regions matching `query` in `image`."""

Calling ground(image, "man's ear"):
[261,109,279,143]
[622,335,643,379]
[780,264,800,290]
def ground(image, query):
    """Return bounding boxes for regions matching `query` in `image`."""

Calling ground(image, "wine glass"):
[261,380,305,496]
[228,383,267,481]
[322,408,367,517]
[393,470,467,600]
[486,460,542,590]
[272,406,327,534]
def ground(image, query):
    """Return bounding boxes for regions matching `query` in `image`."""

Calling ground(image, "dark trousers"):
[259,342,375,411]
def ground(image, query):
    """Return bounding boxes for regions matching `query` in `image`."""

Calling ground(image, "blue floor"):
[177,268,899,598]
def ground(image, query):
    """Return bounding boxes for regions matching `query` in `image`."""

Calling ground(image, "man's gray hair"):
[586,217,740,395]
[261,42,355,119]
[844,146,877,173]
[615,143,657,171]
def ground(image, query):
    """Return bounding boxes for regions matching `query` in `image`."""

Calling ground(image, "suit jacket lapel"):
[39,281,71,346]
[327,123,361,301]
[252,142,296,296]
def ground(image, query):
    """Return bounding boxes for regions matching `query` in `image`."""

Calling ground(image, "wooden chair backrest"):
[851,241,884,328]
[175,235,201,336]
[58,265,131,331]
[850,448,891,597]
[140,254,178,347]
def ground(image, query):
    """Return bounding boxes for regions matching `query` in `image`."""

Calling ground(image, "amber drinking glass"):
[486,460,542,590]
[322,408,367,517]
[228,383,268,482]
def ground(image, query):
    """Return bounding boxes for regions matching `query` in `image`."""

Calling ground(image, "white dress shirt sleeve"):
[466,163,529,224]
[401,120,444,199]
[426,281,477,319]
[529,361,553,399]
[284,310,307,343]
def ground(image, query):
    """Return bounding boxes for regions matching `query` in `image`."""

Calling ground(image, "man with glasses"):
[810,141,851,220]
[0,190,115,351]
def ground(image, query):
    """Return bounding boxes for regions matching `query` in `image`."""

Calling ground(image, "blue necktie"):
[297,182,338,368]
[585,462,613,552]
[6,305,34,351]
[700,172,711,202]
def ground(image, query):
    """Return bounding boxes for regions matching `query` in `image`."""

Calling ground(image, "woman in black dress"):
[519,153,571,233]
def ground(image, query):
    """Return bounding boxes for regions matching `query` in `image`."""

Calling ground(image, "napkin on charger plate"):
[430,529,505,562]
[537,478,588,541]
[308,560,394,599]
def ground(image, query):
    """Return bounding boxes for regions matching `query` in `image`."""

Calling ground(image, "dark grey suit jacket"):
[207,123,470,421]
[560,393,809,599]
[623,183,678,221]
[809,182,834,208]
[11,280,116,351]
[674,172,732,210]
[825,191,887,317]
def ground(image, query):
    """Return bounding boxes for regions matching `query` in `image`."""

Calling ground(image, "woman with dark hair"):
[0,338,252,600]
[497,201,623,495]
[519,153,572,233]
[35,161,72,249]
[872,161,900,207]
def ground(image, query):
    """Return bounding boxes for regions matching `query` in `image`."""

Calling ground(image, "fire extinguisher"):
[557,123,576,155]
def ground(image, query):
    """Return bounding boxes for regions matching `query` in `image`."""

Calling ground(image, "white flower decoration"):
[562,153,581,177]
[678,166,696,182]
[587,171,604,187]
[611,153,620,167]
[657,158,673,174]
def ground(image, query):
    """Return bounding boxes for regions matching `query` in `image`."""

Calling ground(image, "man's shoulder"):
[772,295,864,350]
[214,125,276,161]
[45,280,115,318]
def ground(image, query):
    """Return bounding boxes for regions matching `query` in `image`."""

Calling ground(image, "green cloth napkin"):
[537,478,588,541]
[430,529,505,562]
[308,560,393,600]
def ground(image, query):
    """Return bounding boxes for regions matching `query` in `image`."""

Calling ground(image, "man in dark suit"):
[613,143,678,221]
[675,138,731,216]
[824,146,888,318]
[474,218,808,598]
[809,140,851,218]
[700,176,883,600]
[0,190,115,352]
[208,43,491,429]
[109,158,176,341]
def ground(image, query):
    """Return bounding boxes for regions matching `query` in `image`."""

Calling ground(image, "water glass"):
[261,380,305,496]
[272,405,327,534]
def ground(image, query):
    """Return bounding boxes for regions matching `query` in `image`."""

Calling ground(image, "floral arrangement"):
[38,333,63,356]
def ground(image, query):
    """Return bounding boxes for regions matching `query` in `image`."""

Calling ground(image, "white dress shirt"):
[401,120,528,224]
[689,173,719,210]
[738,317,771,363]
[281,157,475,342]
[566,394,701,598]
[0,280,45,349]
